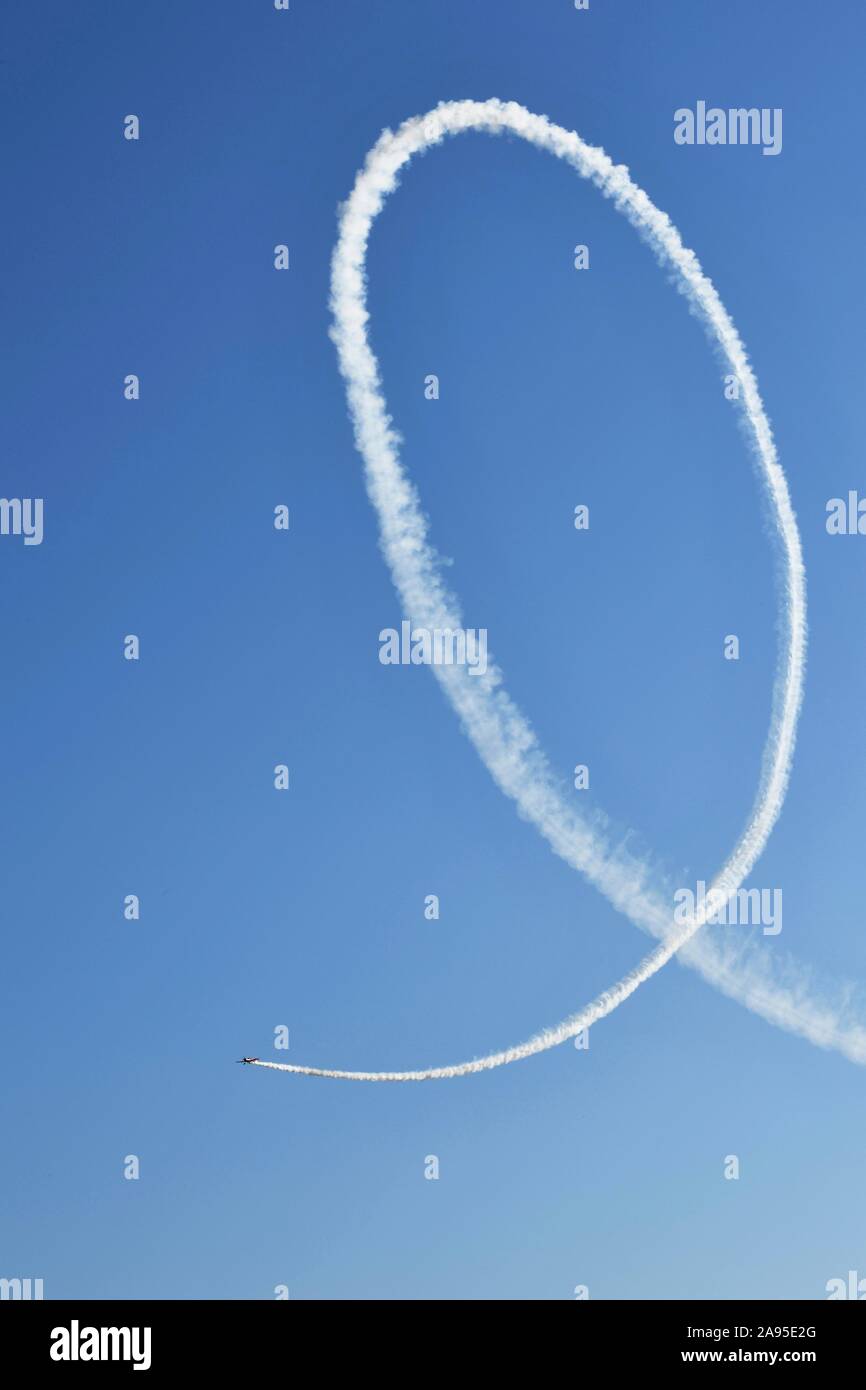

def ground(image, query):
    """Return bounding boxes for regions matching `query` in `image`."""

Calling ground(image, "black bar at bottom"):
[1,1298,861,1374]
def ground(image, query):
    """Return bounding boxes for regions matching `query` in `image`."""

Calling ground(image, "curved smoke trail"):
[258,100,864,1080]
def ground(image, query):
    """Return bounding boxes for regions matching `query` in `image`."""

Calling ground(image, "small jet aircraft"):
[236,1056,259,1065]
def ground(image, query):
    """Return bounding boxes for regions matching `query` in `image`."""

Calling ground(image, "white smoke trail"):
[259,100,863,1081]
[249,911,734,1082]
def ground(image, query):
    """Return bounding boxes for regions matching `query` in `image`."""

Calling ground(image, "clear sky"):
[2,1,865,1300]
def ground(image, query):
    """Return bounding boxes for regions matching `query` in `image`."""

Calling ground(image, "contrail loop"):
[262,99,826,1081]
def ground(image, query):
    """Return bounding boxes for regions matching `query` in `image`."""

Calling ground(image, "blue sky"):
[2,0,865,1299]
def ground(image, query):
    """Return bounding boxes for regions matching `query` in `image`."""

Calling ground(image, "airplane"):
[236,1056,259,1065]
